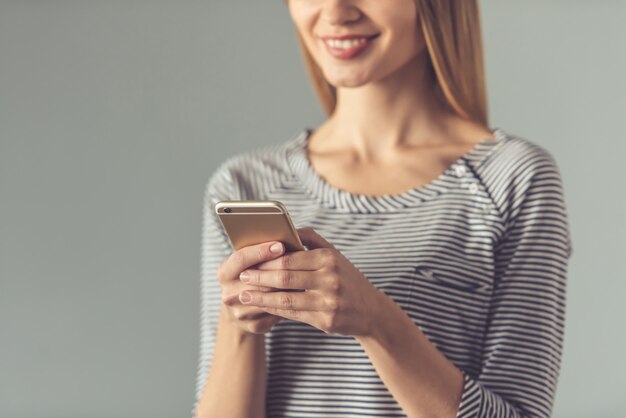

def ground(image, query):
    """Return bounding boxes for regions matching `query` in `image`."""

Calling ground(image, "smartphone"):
[215,200,306,253]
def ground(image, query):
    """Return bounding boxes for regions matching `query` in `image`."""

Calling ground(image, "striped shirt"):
[193,127,573,418]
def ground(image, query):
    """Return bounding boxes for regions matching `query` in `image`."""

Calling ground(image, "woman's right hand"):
[217,240,286,335]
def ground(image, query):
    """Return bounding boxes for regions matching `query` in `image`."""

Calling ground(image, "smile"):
[321,34,380,60]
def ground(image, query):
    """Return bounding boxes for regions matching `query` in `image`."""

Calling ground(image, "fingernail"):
[239,271,250,282]
[240,292,251,303]
[270,242,283,253]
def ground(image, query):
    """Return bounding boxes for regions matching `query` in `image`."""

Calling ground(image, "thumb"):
[297,227,335,250]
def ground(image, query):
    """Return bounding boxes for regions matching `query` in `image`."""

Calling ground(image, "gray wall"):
[0,1,624,417]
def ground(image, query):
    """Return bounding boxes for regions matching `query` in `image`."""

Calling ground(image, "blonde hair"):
[287,0,490,128]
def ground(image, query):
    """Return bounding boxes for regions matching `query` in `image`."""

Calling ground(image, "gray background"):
[1,1,624,417]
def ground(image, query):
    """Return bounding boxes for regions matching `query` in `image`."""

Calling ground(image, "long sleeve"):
[456,150,573,417]
[191,162,238,418]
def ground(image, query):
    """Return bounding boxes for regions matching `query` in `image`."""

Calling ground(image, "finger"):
[258,305,317,325]
[219,240,285,282]
[240,268,321,291]
[297,227,336,250]
[240,289,327,312]
[221,284,279,306]
[255,247,333,271]
[236,306,277,321]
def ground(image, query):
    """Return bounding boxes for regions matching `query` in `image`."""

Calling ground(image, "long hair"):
[287,0,489,128]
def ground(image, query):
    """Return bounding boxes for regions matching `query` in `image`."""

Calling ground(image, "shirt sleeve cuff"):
[455,370,524,418]
[455,370,483,418]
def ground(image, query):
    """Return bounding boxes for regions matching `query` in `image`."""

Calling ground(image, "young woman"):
[193,1,572,417]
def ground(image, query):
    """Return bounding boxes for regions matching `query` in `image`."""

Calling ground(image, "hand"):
[236,227,384,337]
[217,240,287,334]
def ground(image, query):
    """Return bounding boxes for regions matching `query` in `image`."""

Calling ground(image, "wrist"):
[359,288,394,343]
[219,304,266,345]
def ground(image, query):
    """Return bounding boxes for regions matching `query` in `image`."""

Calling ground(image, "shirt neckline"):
[286,127,507,213]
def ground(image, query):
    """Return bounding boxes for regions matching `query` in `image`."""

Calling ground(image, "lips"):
[320,33,380,41]
[321,33,380,60]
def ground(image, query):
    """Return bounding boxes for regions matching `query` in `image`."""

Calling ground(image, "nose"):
[321,0,361,25]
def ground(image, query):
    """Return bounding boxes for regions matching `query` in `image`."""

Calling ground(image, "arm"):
[195,305,267,418]
[192,166,268,418]
[355,291,465,417]
[356,152,572,417]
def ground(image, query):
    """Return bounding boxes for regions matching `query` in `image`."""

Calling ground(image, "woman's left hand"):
[237,227,384,337]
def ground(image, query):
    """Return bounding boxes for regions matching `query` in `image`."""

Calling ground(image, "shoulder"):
[483,129,561,176]
[204,129,305,202]
[475,129,568,224]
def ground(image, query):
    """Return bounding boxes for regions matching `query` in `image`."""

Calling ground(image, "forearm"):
[196,305,267,418]
[355,290,464,418]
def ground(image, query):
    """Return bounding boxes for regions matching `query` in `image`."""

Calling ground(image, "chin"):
[323,69,374,88]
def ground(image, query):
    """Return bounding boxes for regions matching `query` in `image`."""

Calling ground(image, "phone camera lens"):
[224,207,232,213]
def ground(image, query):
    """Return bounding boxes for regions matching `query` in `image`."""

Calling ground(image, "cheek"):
[289,10,320,51]
[387,8,421,51]
[379,0,421,47]
[377,22,425,75]
[288,2,317,33]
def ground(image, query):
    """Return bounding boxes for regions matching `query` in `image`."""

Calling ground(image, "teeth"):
[326,38,368,49]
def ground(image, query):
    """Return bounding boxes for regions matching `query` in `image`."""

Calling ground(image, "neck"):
[320,52,464,160]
